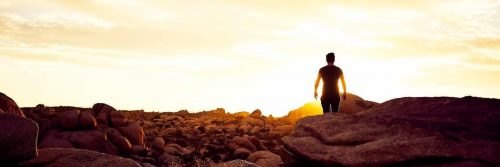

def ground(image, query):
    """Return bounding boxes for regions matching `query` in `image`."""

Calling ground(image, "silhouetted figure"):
[314,52,347,113]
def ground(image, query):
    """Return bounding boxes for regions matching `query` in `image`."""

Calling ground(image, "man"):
[314,52,347,113]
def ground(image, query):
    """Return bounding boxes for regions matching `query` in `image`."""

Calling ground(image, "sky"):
[1,0,499,116]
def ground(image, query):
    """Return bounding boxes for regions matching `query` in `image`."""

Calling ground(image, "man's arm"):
[340,74,347,100]
[314,73,321,99]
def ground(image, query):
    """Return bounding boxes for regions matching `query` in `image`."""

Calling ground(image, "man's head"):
[326,52,335,63]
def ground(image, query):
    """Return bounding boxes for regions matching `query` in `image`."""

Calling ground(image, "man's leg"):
[331,98,340,112]
[320,99,330,114]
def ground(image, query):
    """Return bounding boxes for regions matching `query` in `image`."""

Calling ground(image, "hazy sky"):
[1,0,499,116]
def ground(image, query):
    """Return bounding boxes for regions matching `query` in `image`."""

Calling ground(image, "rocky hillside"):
[282,96,500,166]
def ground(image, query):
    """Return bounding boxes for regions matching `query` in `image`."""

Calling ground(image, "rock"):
[58,109,80,130]
[17,148,140,167]
[68,130,118,155]
[213,159,259,167]
[250,109,262,118]
[247,151,283,167]
[152,137,165,150]
[0,92,25,117]
[92,103,117,125]
[286,93,379,123]
[38,130,74,149]
[231,136,257,152]
[163,143,190,156]
[248,136,268,151]
[234,111,250,118]
[79,111,97,129]
[282,96,500,166]
[110,135,132,155]
[117,122,144,146]
[110,110,127,127]
[0,114,38,163]
[233,147,252,159]
[130,145,147,155]
[158,152,179,165]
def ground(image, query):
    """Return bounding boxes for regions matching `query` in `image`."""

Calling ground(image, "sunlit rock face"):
[282,96,500,166]
[285,93,378,123]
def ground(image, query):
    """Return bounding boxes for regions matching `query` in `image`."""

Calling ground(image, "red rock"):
[0,114,38,163]
[58,109,80,130]
[130,145,147,155]
[282,97,500,166]
[68,130,118,155]
[250,109,262,118]
[117,122,144,146]
[79,111,97,129]
[247,151,283,167]
[0,92,25,117]
[92,103,117,125]
[110,110,127,127]
[233,147,251,159]
[152,137,165,150]
[18,148,140,167]
[110,135,132,155]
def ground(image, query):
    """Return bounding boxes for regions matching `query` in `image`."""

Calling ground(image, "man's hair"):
[326,52,335,63]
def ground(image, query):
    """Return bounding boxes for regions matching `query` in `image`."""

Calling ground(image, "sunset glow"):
[1,0,499,116]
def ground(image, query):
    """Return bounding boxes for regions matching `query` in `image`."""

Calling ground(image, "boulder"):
[247,151,283,167]
[79,111,97,129]
[130,145,147,155]
[117,122,144,146]
[231,136,257,152]
[213,159,259,167]
[282,96,500,166]
[92,103,117,125]
[38,130,74,149]
[110,110,127,127]
[233,147,251,159]
[17,148,140,167]
[152,137,165,150]
[58,109,80,130]
[0,92,25,117]
[0,114,38,163]
[158,152,179,165]
[250,109,262,118]
[68,130,118,155]
[110,135,132,155]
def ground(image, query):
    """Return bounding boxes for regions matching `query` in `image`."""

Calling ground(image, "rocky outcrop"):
[0,114,38,164]
[0,92,25,117]
[282,96,500,166]
[18,148,140,167]
[286,93,378,123]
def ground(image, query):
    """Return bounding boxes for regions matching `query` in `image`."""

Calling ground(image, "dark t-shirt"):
[319,65,343,98]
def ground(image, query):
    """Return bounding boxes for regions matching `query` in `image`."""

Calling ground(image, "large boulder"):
[0,114,38,164]
[58,109,80,130]
[247,151,283,167]
[92,103,117,125]
[68,130,118,155]
[17,148,140,167]
[79,111,97,129]
[117,122,145,146]
[250,109,262,118]
[0,92,25,117]
[282,96,500,166]
[110,110,127,127]
[38,130,74,149]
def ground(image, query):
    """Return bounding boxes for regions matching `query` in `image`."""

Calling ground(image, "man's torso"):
[319,65,343,98]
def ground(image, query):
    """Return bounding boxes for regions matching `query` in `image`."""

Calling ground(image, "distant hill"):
[285,93,378,123]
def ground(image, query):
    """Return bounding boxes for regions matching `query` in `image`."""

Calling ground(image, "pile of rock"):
[123,108,289,166]
[0,92,140,167]
[23,103,145,157]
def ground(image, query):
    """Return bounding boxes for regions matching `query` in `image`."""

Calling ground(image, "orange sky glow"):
[1,0,499,116]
